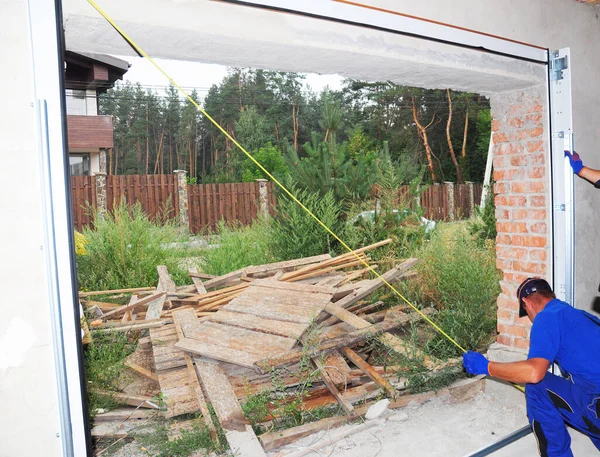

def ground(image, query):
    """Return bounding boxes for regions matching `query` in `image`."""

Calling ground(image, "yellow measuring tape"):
[87,1,525,393]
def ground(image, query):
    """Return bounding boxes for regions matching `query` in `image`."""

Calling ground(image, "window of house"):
[66,89,87,115]
[69,154,90,176]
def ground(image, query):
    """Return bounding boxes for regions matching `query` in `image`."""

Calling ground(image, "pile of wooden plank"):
[84,240,460,455]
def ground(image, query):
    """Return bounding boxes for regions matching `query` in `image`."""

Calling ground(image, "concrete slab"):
[270,379,599,457]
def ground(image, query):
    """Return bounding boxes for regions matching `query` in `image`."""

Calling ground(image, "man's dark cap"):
[517,277,553,318]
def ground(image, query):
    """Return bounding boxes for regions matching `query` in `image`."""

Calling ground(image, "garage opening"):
[40,0,574,455]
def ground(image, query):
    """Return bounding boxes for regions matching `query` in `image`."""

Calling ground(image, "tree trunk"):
[153,127,165,175]
[411,95,437,182]
[445,89,463,183]
[292,102,299,152]
[461,103,469,158]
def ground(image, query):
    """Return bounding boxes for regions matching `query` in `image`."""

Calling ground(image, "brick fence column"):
[174,170,189,227]
[445,182,455,221]
[490,86,549,353]
[94,172,107,218]
[256,179,269,217]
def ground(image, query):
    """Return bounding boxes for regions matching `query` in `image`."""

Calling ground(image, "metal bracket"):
[550,52,568,81]
[554,204,566,211]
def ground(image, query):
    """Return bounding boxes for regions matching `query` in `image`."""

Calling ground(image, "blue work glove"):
[565,150,584,175]
[462,351,489,375]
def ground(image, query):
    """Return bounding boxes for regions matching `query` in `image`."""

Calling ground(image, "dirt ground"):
[106,379,598,457]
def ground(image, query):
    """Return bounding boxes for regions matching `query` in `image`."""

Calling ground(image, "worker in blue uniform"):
[463,277,600,457]
[565,150,600,187]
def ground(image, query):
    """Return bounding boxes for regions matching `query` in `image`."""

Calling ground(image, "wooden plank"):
[342,347,395,396]
[94,408,157,422]
[92,320,167,333]
[320,351,352,387]
[202,268,246,290]
[79,286,155,297]
[189,268,207,294]
[280,239,392,281]
[172,309,218,437]
[312,358,354,414]
[100,292,166,320]
[245,254,332,277]
[157,265,177,293]
[193,357,267,457]
[145,293,166,320]
[208,310,307,339]
[251,279,335,295]
[258,406,369,451]
[185,321,297,356]
[124,361,159,383]
[91,389,160,409]
[175,337,261,370]
[224,289,327,324]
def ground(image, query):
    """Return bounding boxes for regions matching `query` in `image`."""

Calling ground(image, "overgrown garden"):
[83,69,501,456]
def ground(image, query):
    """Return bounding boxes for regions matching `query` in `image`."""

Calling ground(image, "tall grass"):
[76,201,184,291]
[202,217,279,276]
[409,222,501,358]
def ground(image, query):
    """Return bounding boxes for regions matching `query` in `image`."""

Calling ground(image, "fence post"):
[94,172,107,218]
[466,181,475,216]
[256,179,269,217]
[174,170,189,228]
[99,148,107,173]
[445,182,455,221]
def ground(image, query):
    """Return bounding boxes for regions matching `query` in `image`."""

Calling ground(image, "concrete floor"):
[271,379,599,457]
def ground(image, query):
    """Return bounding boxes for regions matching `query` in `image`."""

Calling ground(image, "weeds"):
[84,332,137,417]
[202,217,278,275]
[136,420,224,457]
[77,200,186,291]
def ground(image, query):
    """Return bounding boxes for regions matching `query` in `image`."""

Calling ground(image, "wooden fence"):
[394,182,483,221]
[71,175,481,233]
[71,174,276,233]
[188,182,276,233]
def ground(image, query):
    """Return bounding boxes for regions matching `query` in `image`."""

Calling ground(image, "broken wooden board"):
[189,268,207,294]
[194,357,267,457]
[101,292,166,321]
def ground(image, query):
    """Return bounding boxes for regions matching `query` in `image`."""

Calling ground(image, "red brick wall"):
[490,87,550,352]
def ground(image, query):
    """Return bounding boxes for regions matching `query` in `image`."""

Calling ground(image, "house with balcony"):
[65,51,129,175]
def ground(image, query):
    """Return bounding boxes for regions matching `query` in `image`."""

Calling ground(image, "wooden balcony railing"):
[67,115,113,149]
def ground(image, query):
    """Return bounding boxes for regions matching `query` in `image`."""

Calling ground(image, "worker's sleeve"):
[528,313,560,363]
[594,178,600,189]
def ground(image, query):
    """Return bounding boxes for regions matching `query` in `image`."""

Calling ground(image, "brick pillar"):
[490,86,549,353]
[94,172,107,218]
[256,179,269,217]
[174,170,189,227]
[445,182,455,221]
[465,181,475,217]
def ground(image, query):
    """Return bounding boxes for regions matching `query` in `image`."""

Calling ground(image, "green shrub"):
[76,200,184,291]
[411,222,501,358]
[271,180,344,260]
[202,217,278,276]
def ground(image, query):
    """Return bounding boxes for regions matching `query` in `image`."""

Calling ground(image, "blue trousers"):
[526,372,600,456]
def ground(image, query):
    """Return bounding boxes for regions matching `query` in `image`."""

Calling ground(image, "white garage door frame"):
[27,1,572,455]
